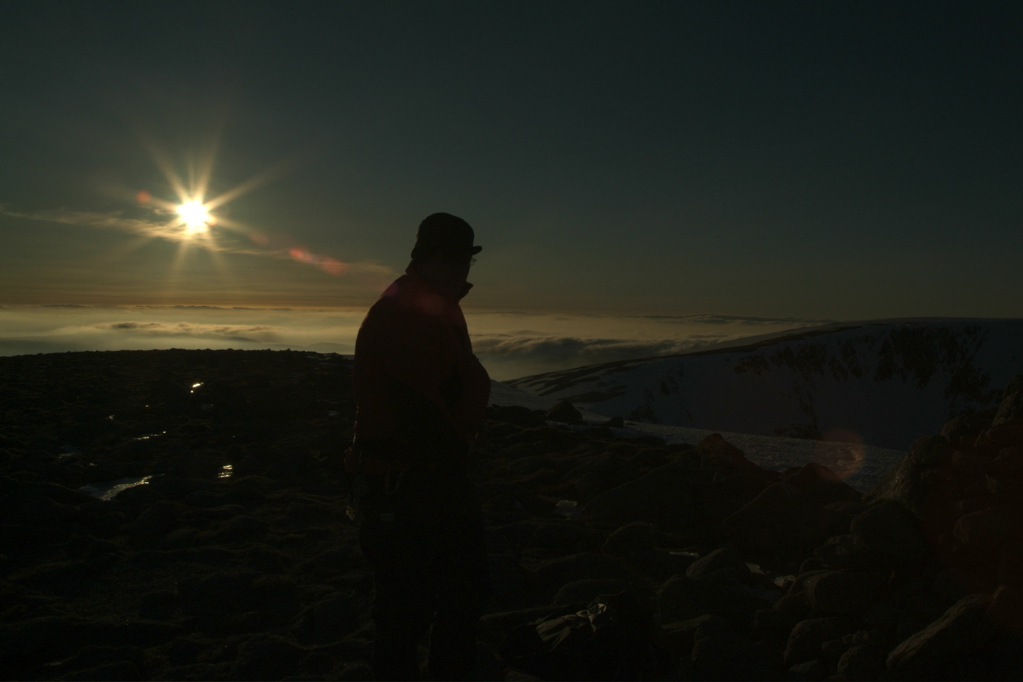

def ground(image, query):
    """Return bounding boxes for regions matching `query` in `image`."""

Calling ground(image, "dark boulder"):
[867,435,952,517]
[586,463,695,531]
[886,593,997,680]
[850,500,929,566]
[545,400,583,425]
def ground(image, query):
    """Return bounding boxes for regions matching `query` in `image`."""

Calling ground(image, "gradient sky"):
[2,0,1022,321]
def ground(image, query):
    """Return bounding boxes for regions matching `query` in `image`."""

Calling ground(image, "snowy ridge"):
[488,380,906,493]
[500,317,1022,450]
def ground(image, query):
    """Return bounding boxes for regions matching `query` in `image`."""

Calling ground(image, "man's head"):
[410,213,481,291]
[410,213,482,263]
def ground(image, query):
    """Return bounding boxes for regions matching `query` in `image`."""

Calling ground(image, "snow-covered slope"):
[488,380,906,492]
[506,319,1023,451]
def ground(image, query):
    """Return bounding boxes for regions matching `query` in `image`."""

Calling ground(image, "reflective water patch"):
[79,475,153,500]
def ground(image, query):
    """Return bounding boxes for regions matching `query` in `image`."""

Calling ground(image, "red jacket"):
[353,268,491,463]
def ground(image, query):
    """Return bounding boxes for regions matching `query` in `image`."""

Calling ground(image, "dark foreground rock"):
[1,351,1022,680]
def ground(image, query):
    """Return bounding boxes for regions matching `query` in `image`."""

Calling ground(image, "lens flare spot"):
[136,190,152,204]
[288,247,348,276]
[813,428,865,480]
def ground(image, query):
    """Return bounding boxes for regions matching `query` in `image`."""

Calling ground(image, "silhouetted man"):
[349,213,491,680]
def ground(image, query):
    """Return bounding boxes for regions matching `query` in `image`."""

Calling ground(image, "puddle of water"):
[133,431,167,441]
[80,475,153,500]
[218,464,234,479]
[57,445,81,459]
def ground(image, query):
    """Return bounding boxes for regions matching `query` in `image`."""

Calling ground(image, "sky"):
[1,1,1021,377]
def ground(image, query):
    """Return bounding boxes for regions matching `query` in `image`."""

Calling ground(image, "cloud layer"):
[0,305,837,380]
[100,321,279,343]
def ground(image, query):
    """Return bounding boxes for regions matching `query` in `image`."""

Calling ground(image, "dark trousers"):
[356,469,489,681]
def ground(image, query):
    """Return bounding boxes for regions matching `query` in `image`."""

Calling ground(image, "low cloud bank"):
[0,305,834,380]
[100,321,279,343]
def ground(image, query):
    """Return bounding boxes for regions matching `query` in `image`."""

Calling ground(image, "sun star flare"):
[176,201,215,233]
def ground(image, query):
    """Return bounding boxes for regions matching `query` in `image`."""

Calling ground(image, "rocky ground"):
[1,349,1021,680]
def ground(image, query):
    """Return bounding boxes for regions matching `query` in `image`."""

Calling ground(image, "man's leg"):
[426,513,490,680]
[359,493,434,680]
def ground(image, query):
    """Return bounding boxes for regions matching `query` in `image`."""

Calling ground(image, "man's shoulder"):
[366,276,414,314]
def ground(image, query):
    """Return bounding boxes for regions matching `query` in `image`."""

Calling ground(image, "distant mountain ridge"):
[508,318,1023,451]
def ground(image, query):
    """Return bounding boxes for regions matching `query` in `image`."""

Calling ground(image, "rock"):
[532,552,633,595]
[784,617,857,666]
[987,585,1023,631]
[129,500,180,541]
[631,447,670,470]
[252,574,301,622]
[802,570,885,615]
[689,617,781,680]
[585,463,695,531]
[867,435,952,516]
[338,661,374,681]
[545,400,582,425]
[503,452,557,475]
[295,592,360,643]
[657,574,769,625]
[697,433,758,474]
[66,660,142,681]
[993,384,1023,426]
[787,657,828,680]
[850,500,929,565]
[685,547,751,584]
[5,494,78,525]
[113,482,167,508]
[836,644,886,681]
[230,634,305,681]
[210,515,268,544]
[661,614,719,659]
[782,462,861,506]
[862,600,901,633]
[997,540,1023,589]
[33,480,101,507]
[886,593,997,680]
[723,482,838,554]
[602,522,654,556]
[178,572,259,615]
[567,453,638,501]
[486,553,528,611]
[992,446,1023,476]
[530,521,602,552]
[488,404,547,428]
[952,504,1023,557]
[138,590,178,620]
[773,593,811,621]
[941,414,973,445]
[814,534,884,570]
[754,607,798,647]
[978,424,1023,449]
[551,579,642,606]
[0,615,82,668]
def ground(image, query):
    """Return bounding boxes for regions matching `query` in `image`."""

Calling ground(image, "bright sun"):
[176,201,215,233]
